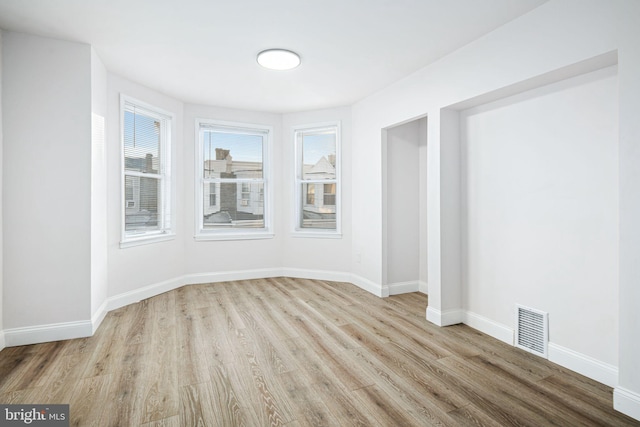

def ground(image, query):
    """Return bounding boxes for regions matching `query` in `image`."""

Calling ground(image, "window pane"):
[124,109,161,173]
[323,183,336,206]
[125,175,162,233]
[125,176,135,203]
[305,183,315,205]
[302,132,336,180]
[202,131,263,179]
[208,182,217,207]
[300,183,336,229]
[203,182,264,229]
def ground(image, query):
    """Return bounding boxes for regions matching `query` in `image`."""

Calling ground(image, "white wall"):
[281,107,352,275]
[418,117,428,293]
[0,31,4,349]
[617,0,640,415]
[351,0,640,419]
[91,48,108,325]
[438,109,462,318]
[106,74,185,298]
[2,31,92,330]
[461,65,619,366]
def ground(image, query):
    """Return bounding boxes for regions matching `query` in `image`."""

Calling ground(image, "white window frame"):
[293,121,342,238]
[195,119,274,241]
[120,95,175,248]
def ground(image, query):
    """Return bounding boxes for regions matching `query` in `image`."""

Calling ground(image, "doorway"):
[382,116,428,294]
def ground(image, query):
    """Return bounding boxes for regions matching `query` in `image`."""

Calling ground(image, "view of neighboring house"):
[200,148,337,228]
[301,154,337,229]
[124,153,160,231]
[203,148,264,227]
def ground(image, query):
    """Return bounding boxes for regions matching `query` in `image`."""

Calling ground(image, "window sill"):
[195,231,275,242]
[292,230,342,239]
[120,233,176,249]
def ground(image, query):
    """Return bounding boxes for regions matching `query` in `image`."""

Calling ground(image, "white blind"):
[122,100,172,239]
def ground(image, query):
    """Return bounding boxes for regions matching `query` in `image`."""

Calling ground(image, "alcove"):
[382,116,428,294]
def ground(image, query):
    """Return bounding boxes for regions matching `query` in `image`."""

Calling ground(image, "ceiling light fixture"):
[257,49,301,71]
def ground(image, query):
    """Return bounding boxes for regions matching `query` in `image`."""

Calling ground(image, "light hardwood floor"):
[0,277,638,426]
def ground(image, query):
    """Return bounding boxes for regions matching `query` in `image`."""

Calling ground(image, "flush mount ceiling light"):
[257,49,301,71]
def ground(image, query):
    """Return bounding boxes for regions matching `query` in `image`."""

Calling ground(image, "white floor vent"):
[515,304,548,358]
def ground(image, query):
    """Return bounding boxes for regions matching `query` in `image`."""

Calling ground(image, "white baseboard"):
[426,306,463,326]
[4,320,93,347]
[281,269,387,297]
[462,310,514,345]
[418,280,428,294]
[282,268,352,284]
[107,275,185,312]
[426,306,438,324]
[548,343,618,388]
[183,268,385,297]
[457,311,617,387]
[104,267,386,315]
[387,281,420,295]
[1,268,386,348]
[426,308,620,391]
[184,268,284,286]
[453,310,619,388]
[350,274,387,297]
[614,387,640,421]
[91,300,109,334]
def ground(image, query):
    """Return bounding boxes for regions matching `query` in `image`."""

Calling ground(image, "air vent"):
[515,304,548,358]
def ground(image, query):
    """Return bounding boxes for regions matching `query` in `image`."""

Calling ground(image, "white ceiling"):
[0,0,547,113]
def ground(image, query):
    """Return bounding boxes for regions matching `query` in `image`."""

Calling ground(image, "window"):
[304,184,314,205]
[323,183,336,206]
[196,119,273,240]
[294,122,341,236]
[241,182,251,206]
[121,97,173,247]
[209,182,217,207]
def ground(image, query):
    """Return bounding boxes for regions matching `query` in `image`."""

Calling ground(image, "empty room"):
[0,0,639,425]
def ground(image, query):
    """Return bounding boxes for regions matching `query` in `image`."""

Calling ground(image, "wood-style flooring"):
[0,277,637,426]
